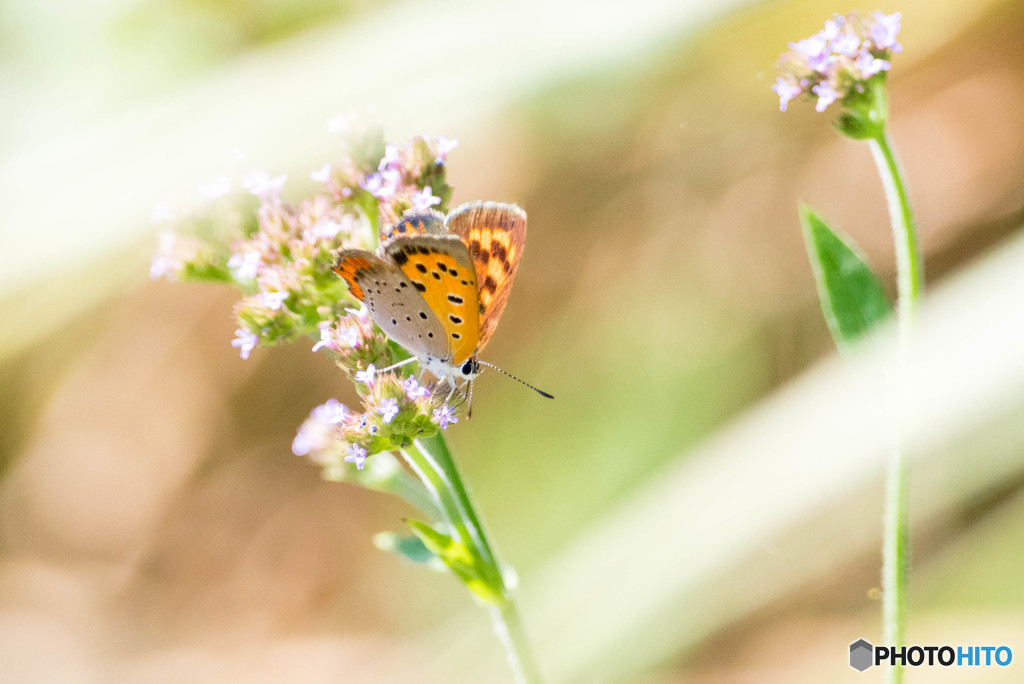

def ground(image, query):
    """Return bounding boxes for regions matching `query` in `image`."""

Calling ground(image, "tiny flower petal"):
[403,376,432,401]
[871,11,903,52]
[812,82,839,112]
[378,144,401,172]
[228,250,262,280]
[773,77,803,112]
[231,328,259,360]
[257,291,289,311]
[313,398,348,424]
[856,53,891,78]
[432,404,458,429]
[377,398,400,424]
[311,324,332,352]
[345,444,367,469]
[411,186,442,212]
[830,32,861,57]
[435,136,459,162]
[354,364,377,385]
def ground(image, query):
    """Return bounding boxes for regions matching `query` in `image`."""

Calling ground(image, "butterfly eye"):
[461,360,477,377]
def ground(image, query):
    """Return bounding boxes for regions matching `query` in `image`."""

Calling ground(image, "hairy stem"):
[870,128,921,684]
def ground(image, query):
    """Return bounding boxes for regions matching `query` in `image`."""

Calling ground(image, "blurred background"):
[2,0,1024,681]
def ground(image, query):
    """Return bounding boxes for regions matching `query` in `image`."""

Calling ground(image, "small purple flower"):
[312,398,348,424]
[411,186,442,212]
[789,35,830,72]
[228,249,262,280]
[354,364,377,385]
[311,324,333,352]
[257,291,289,311]
[830,32,861,58]
[345,443,368,470]
[231,328,259,360]
[432,404,458,429]
[339,326,361,348]
[310,164,331,183]
[292,399,347,456]
[377,398,400,424]
[378,144,401,172]
[871,12,902,52]
[403,377,432,401]
[773,77,802,112]
[361,172,397,200]
[435,136,459,162]
[291,427,317,457]
[821,16,844,40]
[812,82,839,112]
[856,53,891,79]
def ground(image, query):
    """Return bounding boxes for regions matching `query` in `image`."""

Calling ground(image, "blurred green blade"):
[405,519,501,604]
[800,205,892,347]
[374,531,440,566]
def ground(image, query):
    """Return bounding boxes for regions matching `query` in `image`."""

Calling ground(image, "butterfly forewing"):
[444,202,527,351]
[384,235,481,365]
[333,249,448,358]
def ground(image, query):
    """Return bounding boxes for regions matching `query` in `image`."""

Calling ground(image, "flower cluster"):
[774,11,902,113]
[292,371,459,473]
[152,118,466,474]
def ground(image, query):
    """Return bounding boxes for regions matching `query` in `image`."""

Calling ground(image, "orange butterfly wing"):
[444,202,527,351]
[384,235,481,365]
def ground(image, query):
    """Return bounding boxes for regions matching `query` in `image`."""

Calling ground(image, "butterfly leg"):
[379,356,417,373]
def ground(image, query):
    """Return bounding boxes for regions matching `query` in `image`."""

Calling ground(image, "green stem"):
[402,434,543,683]
[376,465,444,521]
[870,130,923,324]
[869,128,921,684]
[491,598,545,684]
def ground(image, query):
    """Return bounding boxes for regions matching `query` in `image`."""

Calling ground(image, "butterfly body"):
[334,202,527,391]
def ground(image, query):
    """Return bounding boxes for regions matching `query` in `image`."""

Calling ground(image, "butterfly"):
[333,201,552,406]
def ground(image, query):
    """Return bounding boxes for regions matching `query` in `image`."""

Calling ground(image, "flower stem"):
[402,434,543,683]
[869,128,921,684]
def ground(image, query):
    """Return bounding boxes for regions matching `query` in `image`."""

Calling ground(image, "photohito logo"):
[849,639,1013,671]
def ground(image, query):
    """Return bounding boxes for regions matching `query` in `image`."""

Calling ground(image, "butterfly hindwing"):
[384,235,481,365]
[380,210,445,243]
[444,202,526,351]
[333,249,448,358]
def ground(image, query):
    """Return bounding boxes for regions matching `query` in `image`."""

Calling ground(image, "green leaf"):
[373,531,440,565]
[405,519,502,604]
[799,206,892,347]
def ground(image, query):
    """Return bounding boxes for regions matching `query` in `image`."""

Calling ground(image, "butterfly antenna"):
[477,361,554,399]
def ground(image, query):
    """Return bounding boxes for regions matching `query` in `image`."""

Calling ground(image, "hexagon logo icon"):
[850,639,874,671]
